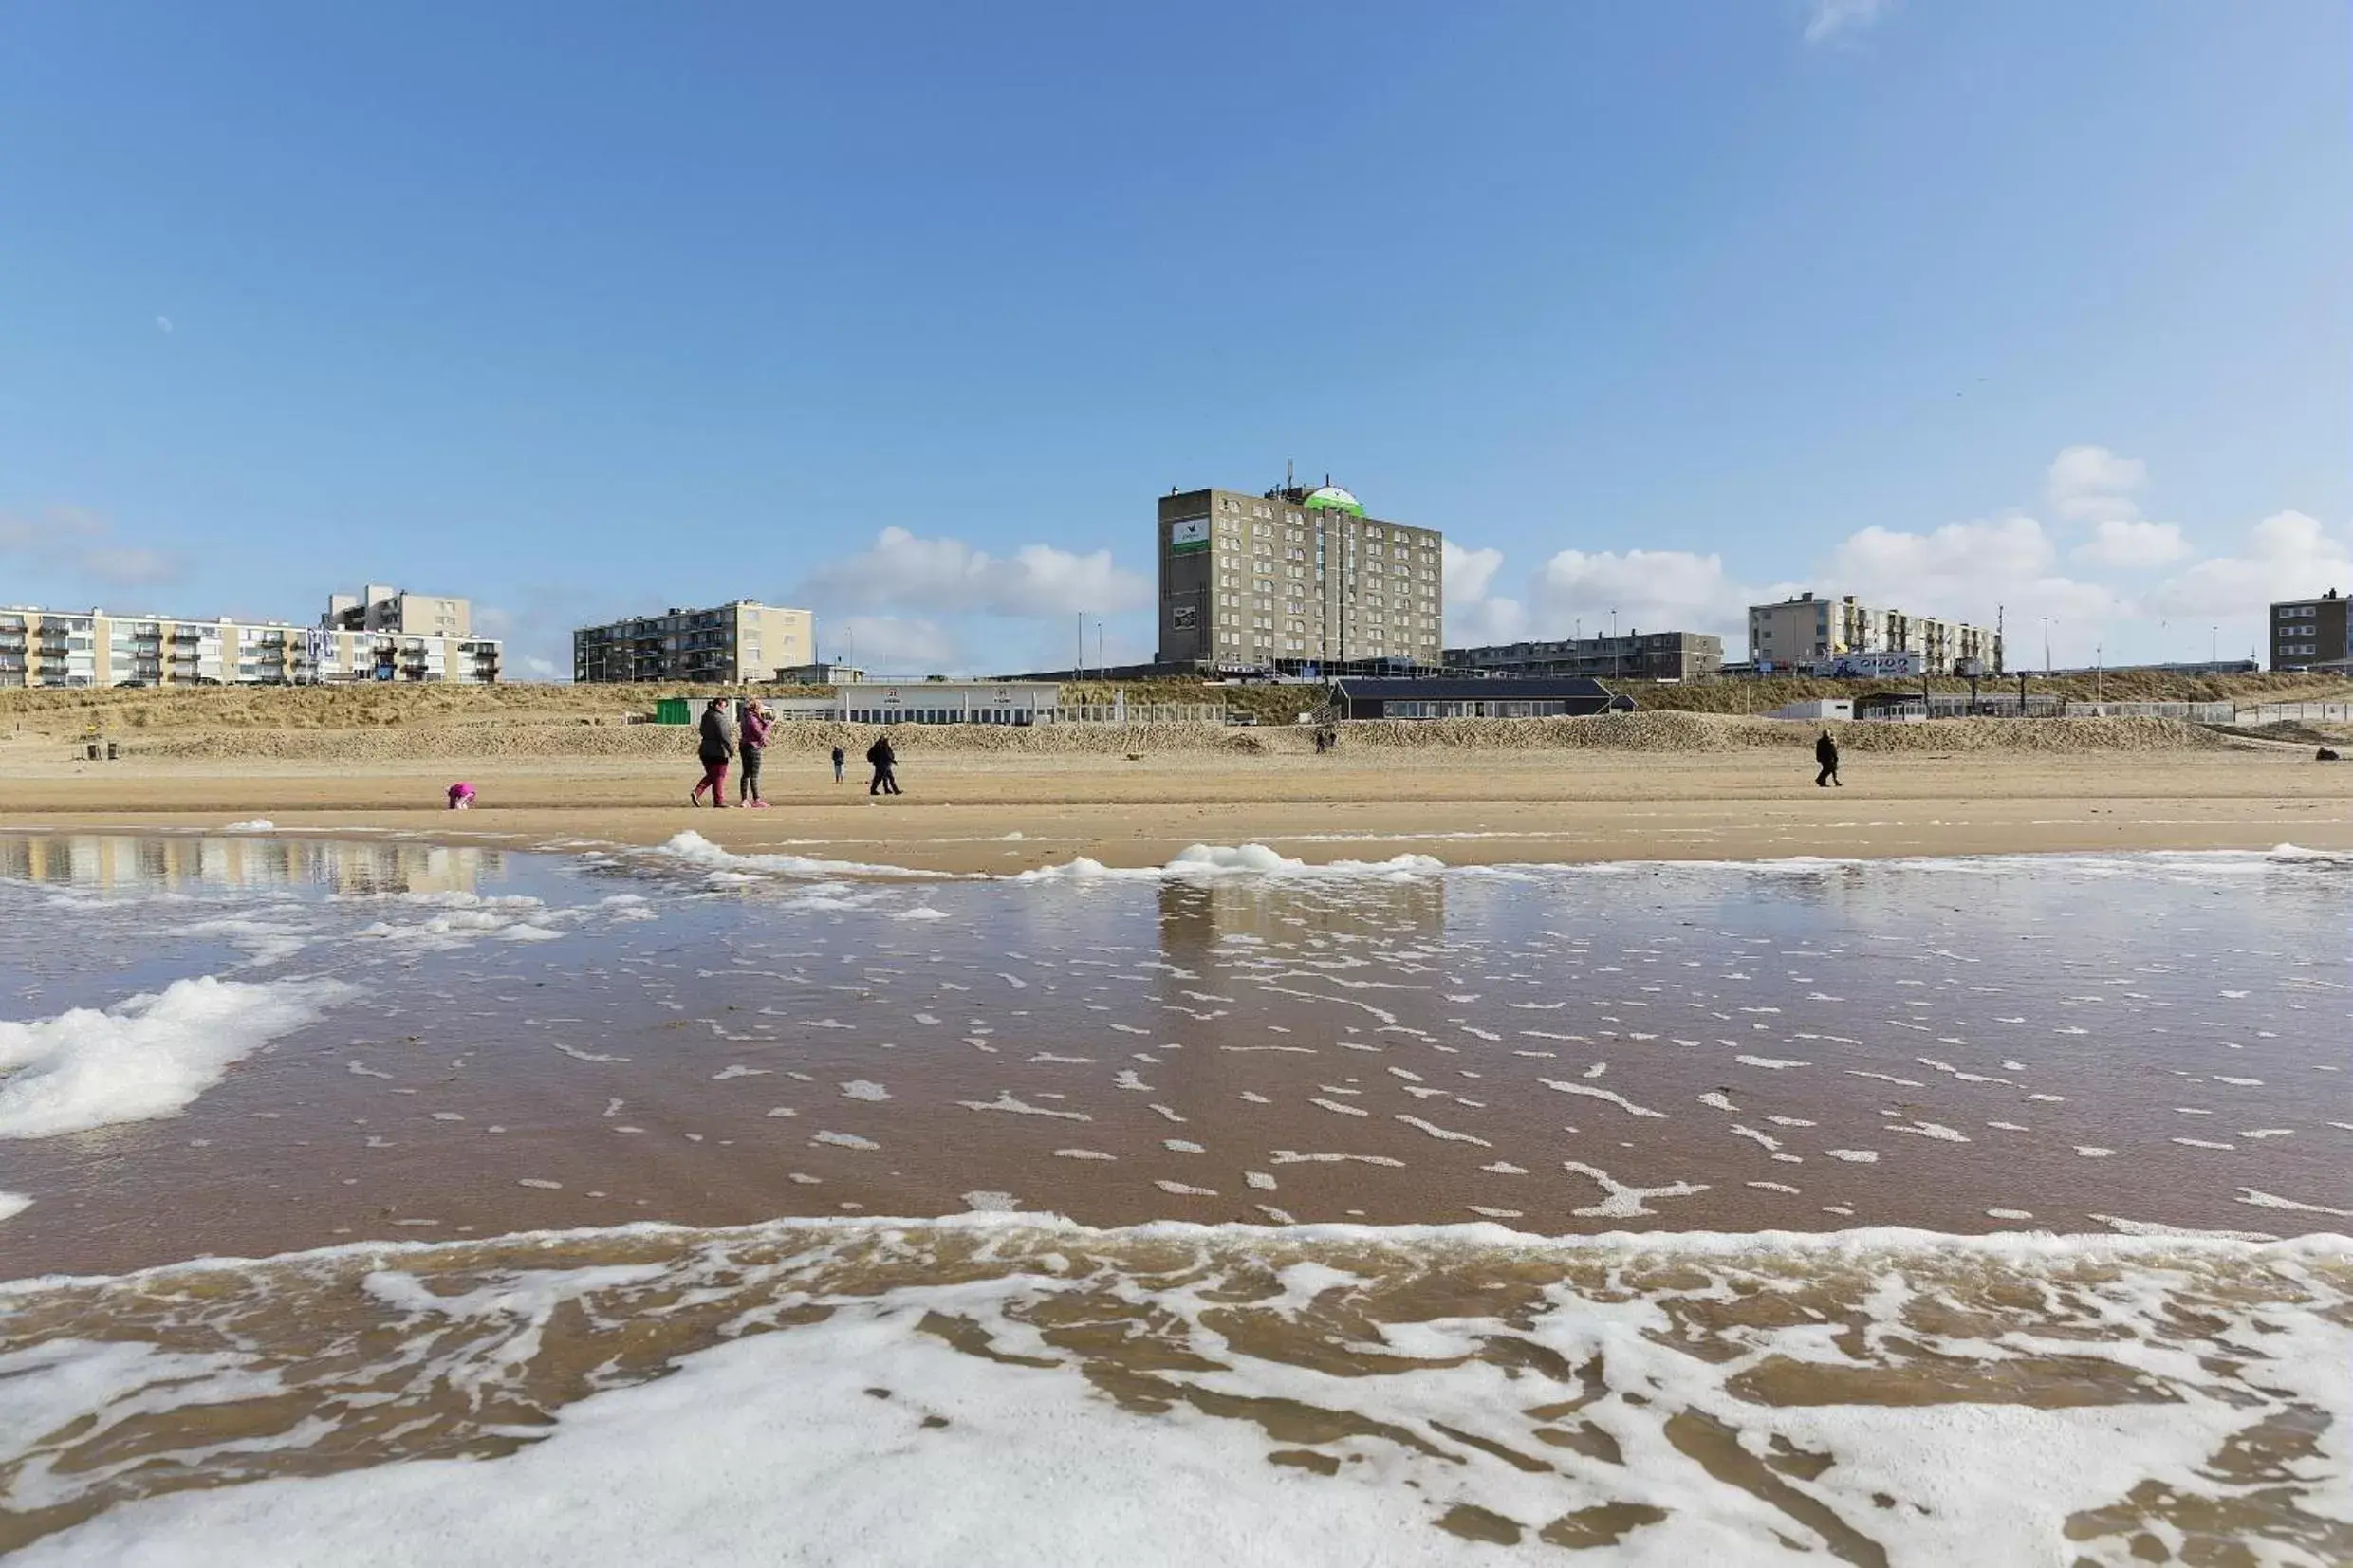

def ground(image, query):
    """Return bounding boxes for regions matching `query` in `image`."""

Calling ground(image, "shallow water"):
[1,833,2346,1275]
[0,831,2348,1562]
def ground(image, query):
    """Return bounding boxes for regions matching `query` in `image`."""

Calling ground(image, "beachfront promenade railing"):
[2231,702,2353,725]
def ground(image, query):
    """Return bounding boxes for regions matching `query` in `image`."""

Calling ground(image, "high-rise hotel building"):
[1156,483,1443,669]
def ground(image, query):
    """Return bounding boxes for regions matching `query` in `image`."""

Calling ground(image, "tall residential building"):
[1747,592,2002,674]
[2270,589,2349,672]
[571,600,815,684]
[1156,483,1443,669]
[324,584,474,638]
[1447,631,1723,683]
[0,605,500,687]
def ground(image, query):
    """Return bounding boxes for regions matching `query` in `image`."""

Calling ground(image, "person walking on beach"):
[866,733,900,796]
[831,745,846,784]
[737,699,771,808]
[1815,729,1842,788]
[691,697,735,807]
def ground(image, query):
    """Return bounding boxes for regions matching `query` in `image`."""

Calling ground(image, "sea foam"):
[0,975,354,1138]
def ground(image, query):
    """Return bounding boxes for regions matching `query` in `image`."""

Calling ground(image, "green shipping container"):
[655,698,692,726]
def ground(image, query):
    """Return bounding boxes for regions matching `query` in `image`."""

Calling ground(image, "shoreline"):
[10,1208,2347,1295]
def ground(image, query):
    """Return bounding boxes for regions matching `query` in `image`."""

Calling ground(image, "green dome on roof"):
[1302,485,1364,516]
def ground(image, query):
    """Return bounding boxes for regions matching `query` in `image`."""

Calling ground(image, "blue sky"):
[2,0,2344,675]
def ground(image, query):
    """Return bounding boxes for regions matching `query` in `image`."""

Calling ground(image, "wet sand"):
[3,832,2349,1563]
[3,747,2348,871]
[4,833,2345,1280]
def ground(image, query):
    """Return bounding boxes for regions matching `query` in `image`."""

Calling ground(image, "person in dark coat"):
[1815,729,1842,788]
[866,734,900,796]
[831,745,847,783]
[691,697,734,807]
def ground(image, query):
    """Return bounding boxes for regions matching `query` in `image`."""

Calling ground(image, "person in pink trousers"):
[690,697,733,807]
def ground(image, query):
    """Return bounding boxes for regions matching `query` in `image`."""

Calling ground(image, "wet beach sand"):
[2,782,2349,1563]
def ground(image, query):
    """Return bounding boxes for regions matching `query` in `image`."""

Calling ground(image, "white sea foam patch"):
[4,1219,2348,1566]
[1011,843,1446,883]
[0,1192,29,1223]
[655,831,954,882]
[0,976,354,1138]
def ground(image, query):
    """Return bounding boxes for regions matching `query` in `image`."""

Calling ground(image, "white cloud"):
[1529,547,1766,641]
[800,527,1148,618]
[833,615,959,673]
[1440,542,1528,644]
[155,315,174,334]
[0,506,190,591]
[1826,514,2121,627]
[1805,0,1890,44]
[2151,511,2353,618]
[2047,444,2146,523]
[1441,542,1504,604]
[2073,518,2191,569]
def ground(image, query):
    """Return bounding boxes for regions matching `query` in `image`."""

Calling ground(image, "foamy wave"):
[5,1212,2346,1566]
[656,831,958,881]
[1012,842,1447,882]
[0,975,355,1139]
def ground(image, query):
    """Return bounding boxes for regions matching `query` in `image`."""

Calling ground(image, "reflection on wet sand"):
[0,833,502,896]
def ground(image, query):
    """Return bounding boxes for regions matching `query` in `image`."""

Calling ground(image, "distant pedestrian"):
[1815,729,1842,788]
[691,697,734,807]
[867,734,900,796]
[831,745,846,784]
[446,782,476,811]
[737,700,772,807]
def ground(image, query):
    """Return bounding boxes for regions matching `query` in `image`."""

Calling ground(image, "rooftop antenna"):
[1286,458,1294,492]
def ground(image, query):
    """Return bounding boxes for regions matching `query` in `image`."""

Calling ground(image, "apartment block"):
[572,600,815,684]
[0,606,500,687]
[2270,589,2349,672]
[1156,483,1443,669]
[324,584,474,638]
[1747,592,2002,674]
[1447,631,1723,683]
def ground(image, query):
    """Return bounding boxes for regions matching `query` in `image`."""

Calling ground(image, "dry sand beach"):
[3,694,2349,868]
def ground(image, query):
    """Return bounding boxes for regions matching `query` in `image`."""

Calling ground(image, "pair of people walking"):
[689,696,773,808]
[866,734,900,796]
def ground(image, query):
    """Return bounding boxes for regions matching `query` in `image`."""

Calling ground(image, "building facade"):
[1326,677,1630,721]
[773,661,869,685]
[763,682,1060,724]
[1747,592,2002,674]
[2270,590,2349,672]
[324,584,474,638]
[0,605,500,687]
[1447,631,1722,683]
[572,600,815,684]
[1157,483,1443,670]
